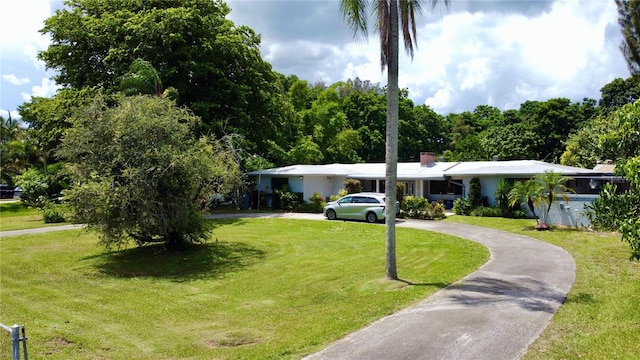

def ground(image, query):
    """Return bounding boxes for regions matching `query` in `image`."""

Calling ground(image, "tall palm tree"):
[340,0,448,280]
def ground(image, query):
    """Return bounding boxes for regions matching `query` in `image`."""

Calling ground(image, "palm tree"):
[120,58,179,100]
[340,0,448,280]
[508,179,544,224]
[535,171,575,227]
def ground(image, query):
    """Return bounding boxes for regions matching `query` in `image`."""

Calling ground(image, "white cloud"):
[3,74,30,86]
[0,0,53,59]
[0,109,21,120]
[21,77,60,101]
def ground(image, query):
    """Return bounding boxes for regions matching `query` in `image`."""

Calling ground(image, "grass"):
[0,201,67,231]
[0,218,488,359]
[445,215,640,360]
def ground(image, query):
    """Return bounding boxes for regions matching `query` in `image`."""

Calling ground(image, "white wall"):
[536,195,597,228]
[302,175,335,202]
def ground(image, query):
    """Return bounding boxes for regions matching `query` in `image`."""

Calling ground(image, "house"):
[247,152,623,227]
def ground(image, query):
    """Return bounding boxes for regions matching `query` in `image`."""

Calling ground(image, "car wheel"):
[366,212,377,223]
[326,209,337,220]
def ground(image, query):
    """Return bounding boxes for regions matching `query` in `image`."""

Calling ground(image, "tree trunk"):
[385,0,399,280]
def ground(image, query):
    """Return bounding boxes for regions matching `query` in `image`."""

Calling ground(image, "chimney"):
[420,152,436,167]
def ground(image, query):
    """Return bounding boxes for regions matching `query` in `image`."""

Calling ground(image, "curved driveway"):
[2,213,575,359]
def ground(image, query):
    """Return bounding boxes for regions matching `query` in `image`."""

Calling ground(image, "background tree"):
[1,114,27,186]
[560,116,620,168]
[340,0,448,280]
[619,156,640,259]
[617,0,640,77]
[598,77,640,115]
[60,95,240,249]
[38,0,283,154]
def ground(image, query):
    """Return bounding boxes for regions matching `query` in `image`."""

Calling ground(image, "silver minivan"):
[323,193,388,223]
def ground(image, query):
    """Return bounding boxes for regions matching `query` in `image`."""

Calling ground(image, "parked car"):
[0,184,15,199]
[323,192,390,223]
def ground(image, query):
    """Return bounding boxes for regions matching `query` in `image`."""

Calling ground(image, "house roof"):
[248,160,607,179]
[442,160,604,177]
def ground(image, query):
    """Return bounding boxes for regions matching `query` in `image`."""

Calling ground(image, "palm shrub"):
[494,179,513,216]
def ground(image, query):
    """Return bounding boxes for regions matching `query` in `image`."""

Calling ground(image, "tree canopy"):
[38,0,283,154]
[60,95,242,249]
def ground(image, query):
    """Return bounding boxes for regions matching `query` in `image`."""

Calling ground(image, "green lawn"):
[445,215,640,360]
[0,218,488,359]
[0,201,68,231]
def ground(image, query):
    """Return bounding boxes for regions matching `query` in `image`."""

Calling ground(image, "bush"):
[307,192,326,212]
[279,191,304,211]
[403,196,427,218]
[469,177,482,207]
[470,206,503,217]
[344,179,362,194]
[453,198,473,215]
[584,182,639,231]
[15,168,50,208]
[330,189,348,202]
[42,203,66,223]
[402,196,445,220]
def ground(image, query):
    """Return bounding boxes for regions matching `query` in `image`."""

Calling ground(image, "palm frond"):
[340,0,370,39]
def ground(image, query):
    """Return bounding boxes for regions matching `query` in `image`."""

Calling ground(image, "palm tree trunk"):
[385,0,399,280]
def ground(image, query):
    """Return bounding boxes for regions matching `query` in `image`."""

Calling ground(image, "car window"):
[364,197,381,204]
[338,197,352,204]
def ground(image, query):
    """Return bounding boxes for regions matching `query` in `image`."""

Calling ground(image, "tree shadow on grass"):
[83,240,265,282]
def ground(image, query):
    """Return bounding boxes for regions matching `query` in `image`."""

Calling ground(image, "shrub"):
[15,168,50,208]
[307,192,326,212]
[403,196,428,218]
[469,177,482,207]
[344,179,362,194]
[494,179,514,216]
[429,201,446,220]
[402,196,446,220]
[330,189,348,202]
[42,203,66,223]
[279,191,304,211]
[584,182,639,232]
[470,206,503,217]
[453,198,473,215]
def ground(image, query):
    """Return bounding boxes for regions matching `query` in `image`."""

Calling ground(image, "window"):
[429,180,462,195]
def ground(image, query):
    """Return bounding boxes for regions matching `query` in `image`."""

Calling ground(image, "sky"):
[0,0,631,121]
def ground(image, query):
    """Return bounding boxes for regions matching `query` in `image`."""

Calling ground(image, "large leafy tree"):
[340,0,447,280]
[38,0,282,154]
[60,95,242,249]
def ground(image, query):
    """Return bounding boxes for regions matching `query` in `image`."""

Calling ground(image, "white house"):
[248,152,623,227]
